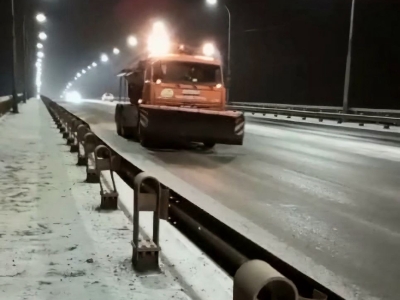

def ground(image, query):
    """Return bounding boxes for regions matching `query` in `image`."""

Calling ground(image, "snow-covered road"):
[0,99,229,299]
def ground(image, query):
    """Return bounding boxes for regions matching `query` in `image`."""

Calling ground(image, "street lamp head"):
[38,32,47,40]
[127,36,138,47]
[100,54,109,62]
[37,51,45,58]
[203,43,215,56]
[92,62,98,67]
[37,43,43,49]
[36,13,46,23]
[82,69,87,74]
[113,48,120,55]
[206,0,217,5]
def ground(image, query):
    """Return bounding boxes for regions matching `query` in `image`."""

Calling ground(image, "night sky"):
[1,0,399,109]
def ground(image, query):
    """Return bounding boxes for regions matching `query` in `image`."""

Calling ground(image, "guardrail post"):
[76,125,90,166]
[233,260,298,300]
[94,145,119,210]
[66,117,75,145]
[132,172,161,273]
[69,120,81,152]
[53,109,62,128]
[83,132,100,183]
[59,112,67,133]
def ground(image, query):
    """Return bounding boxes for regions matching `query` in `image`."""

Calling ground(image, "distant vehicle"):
[101,93,114,101]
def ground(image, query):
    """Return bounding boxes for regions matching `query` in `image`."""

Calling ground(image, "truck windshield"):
[154,61,222,85]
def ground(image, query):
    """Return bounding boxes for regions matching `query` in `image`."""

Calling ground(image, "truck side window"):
[145,65,152,82]
[152,61,164,82]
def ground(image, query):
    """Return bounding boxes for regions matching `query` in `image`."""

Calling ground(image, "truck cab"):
[127,54,226,111]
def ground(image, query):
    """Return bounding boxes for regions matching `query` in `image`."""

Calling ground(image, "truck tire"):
[115,104,122,136]
[138,125,155,148]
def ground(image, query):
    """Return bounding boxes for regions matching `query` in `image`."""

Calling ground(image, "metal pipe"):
[169,202,248,273]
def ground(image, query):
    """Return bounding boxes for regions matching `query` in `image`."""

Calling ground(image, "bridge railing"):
[228,103,400,129]
[0,94,25,116]
[42,95,345,300]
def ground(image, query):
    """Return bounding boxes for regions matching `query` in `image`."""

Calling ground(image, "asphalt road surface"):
[58,99,400,300]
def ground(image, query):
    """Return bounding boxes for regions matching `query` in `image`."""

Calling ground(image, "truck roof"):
[148,53,222,66]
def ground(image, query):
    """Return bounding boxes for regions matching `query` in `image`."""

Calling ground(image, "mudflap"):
[138,105,245,145]
[115,104,139,139]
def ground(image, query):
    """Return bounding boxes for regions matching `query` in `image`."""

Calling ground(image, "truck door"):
[142,64,152,104]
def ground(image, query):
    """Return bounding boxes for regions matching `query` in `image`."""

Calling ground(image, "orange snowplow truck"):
[115,46,245,148]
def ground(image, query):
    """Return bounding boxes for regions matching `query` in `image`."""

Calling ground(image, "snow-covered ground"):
[0,99,232,299]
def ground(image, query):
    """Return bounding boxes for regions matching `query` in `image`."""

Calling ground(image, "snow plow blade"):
[139,105,245,145]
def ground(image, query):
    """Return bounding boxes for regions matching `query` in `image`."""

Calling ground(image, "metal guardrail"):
[42,96,345,300]
[228,103,400,129]
[0,94,25,116]
[230,102,400,117]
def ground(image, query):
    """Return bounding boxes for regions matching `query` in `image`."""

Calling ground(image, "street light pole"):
[22,14,27,103]
[225,5,232,104]
[11,0,19,113]
[342,0,356,113]
[206,0,233,103]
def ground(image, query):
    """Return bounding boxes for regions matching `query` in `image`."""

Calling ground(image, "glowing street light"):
[127,35,138,47]
[36,13,47,23]
[88,66,92,70]
[100,54,109,62]
[92,62,98,67]
[203,43,215,57]
[206,0,217,4]
[37,51,45,58]
[113,48,120,55]
[37,43,43,49]
[82,69,87,74]
[38,32,47,40]
[148,21,170,55]
[77,72,82,78]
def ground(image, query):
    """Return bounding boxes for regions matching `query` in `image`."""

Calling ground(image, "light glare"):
[101,54,109,62]
[66,91,82,103]
[148,21,170,56]
[38,32,47,40]
[36,13,47,23]
[203,43,215,57]
[127,36,138,47]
